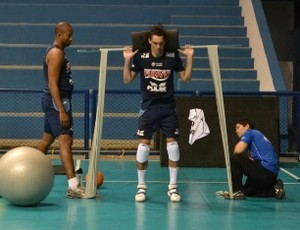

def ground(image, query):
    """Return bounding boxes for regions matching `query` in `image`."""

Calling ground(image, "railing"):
[0,89,299,158]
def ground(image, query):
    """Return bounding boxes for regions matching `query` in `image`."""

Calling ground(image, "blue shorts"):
[41,96,73,138]
[137,107,179,139]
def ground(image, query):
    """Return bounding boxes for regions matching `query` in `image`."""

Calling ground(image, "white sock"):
[137,169,146,185]
[169,167,178,185]
[68,177,78,190]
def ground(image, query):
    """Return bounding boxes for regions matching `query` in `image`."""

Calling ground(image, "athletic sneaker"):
[216,190,245,200]
[232,191,245,200]
[274,179,285,199]
[67,186,85,199]
[167,184,181,202]
[135,184,147,202]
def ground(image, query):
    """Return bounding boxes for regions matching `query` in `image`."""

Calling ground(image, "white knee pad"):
[167,141,180,162]
[136,143,150,163]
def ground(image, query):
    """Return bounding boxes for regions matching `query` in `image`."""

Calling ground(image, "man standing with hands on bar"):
[123,24,194,202]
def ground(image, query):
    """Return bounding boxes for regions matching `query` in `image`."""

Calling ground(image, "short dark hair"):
[235,119,255,129]
[148,24,167,40]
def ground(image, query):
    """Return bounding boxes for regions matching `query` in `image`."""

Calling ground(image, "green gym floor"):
[0,156,299,230]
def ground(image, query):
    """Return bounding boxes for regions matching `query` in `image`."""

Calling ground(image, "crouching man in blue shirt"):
[230,119,285,199]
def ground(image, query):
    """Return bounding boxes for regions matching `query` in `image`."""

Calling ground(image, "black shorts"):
[137,107,179,139]
[41,96,73,137]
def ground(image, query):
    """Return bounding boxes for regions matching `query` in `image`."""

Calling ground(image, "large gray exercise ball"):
[0,146,54,206]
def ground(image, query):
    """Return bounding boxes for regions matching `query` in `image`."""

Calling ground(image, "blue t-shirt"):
[43,45,74,100]
[241,129,279,175]
[131,51,184,110]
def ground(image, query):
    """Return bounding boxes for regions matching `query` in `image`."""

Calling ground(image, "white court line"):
[92,180,230,184]
[280,167,300,181]
[95,180,300,185]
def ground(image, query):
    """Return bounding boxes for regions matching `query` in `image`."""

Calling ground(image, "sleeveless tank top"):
[43,44,74,99]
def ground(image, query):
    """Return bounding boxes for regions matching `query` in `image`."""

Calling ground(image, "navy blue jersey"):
[43,45,74,99]
[241,129,279,175]
[131,51,184,109]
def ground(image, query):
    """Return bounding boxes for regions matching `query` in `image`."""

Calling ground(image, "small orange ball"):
[85,171,104,188]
